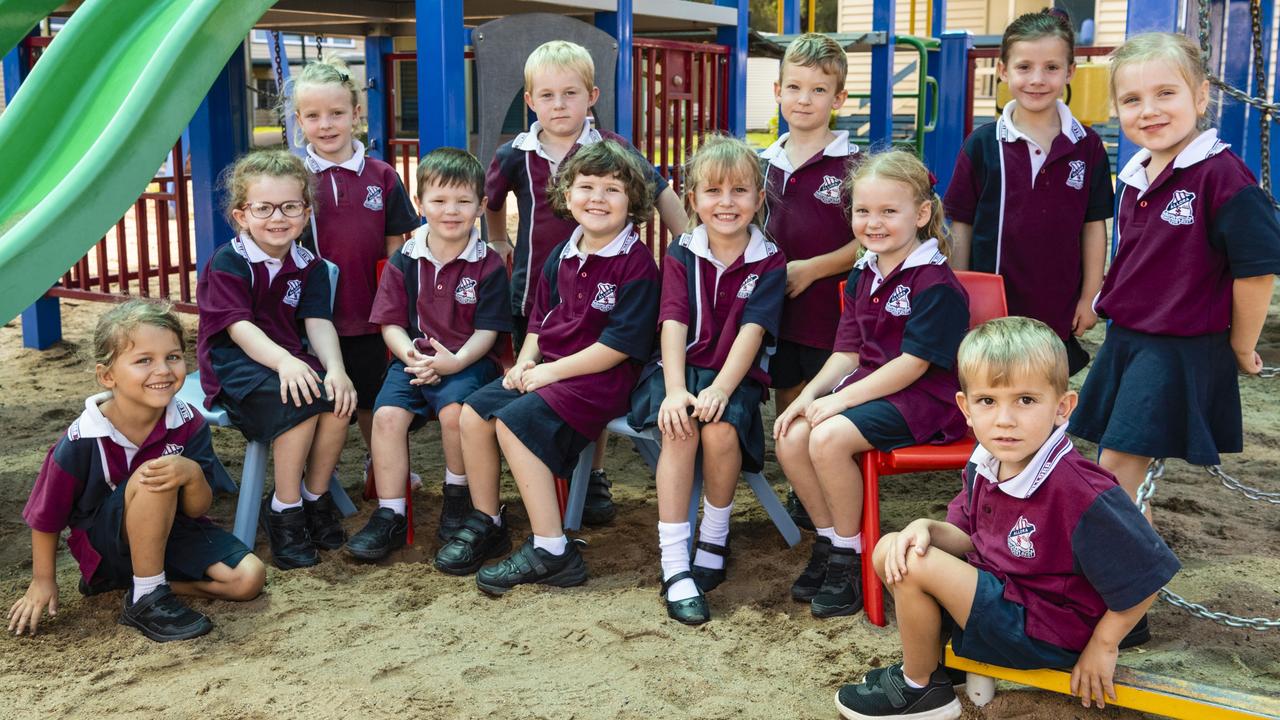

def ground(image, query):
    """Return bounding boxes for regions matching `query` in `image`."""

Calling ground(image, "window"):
[256,78,279,110]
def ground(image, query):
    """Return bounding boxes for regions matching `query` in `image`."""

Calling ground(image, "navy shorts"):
[1065,335,1090,378]
[628,365,767,472]
[339,333,390,411]
[85,481,252,588]
[220,375,335,444]
[839,398,916,452]
[770,340,832,389]
[950,569,1080,670]
[465,379,591,478]
[374,357,501,430]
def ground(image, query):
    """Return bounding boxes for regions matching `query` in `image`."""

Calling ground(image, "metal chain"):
[1250,0,1270,198]
[272,31,288,148]
[315,33,325,62]
[1259,366,1280,378]
[1204,463,1280,503]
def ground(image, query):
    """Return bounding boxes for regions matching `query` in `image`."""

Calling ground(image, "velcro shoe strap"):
[878,667,909,707]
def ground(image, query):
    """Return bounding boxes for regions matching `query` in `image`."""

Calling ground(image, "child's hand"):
[503,360,535,392]
[1235,348,1264,375]
[403,348,440,386]
[136,455,202,493]
[884,520,932,586]
[324,370,357,418]
[489,237,514,261]
[8,578,58,636]
[692,386,729,424]
[1070,636,1120,709]
[805,394,847,427]
[658,390,697,440]
[520,362,559,393]
[1072,296,1099,336]
[419,338,464,377]
[785,259,819,298]
[278,356,323,406]
[773,395,812,439]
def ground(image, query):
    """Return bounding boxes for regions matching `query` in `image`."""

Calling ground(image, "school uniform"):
[761,131,858,388]
[1073,130,1280,465]
[466,223,660,477]
[196,235,336,443]
[628,226,787,472]
[368,225,513,427]
[300,141,421,408]
[831,239,969,450]
[943,101,1113,374]
[946,423,1179,667]
[485,120,669,345]
[22,393,251,589]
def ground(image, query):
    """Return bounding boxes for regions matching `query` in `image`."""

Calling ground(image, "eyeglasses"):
[241,201,308,219]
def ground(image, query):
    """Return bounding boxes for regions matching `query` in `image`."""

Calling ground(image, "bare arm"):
[303,318,347,375]
[655,187,690,238]
[948,221,972,271]
[227,320,299,371]
[486,204,514,260]
[1231,274,1275,373]
[8,530,59,635]
[545,342,628,381]
[924,519,976,556]
[1073,219,1107,335]
[835,352,931,409]
[658,320,696,438]
[385,234,406,257]
[710,324,766,396]
[383,324,416,365]
[1071,593,1158,709]
[786,240,859,298]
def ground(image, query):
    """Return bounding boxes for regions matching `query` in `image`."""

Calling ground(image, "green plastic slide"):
[0,0,274,324]
[0,0,62,59]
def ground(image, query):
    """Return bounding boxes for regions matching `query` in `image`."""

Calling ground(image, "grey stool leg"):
[745,471,801,547]
[687,471,704,552]
[232,440,269,548]
[328,475,358,517]
[562,442,596,531]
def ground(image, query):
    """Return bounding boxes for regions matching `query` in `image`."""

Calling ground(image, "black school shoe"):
[811,545,863,618]
[581,469,617,526]
[661,570,710,625]
[786,489,816,531]
[792,536,833,602]
[437,483,474,542]
[303,491,347,550]
[433,508,511,575]
[261,497,319,570]
[475,536,588,596]
[690,540,730,592]
[345,507,409,561]
[119,584,213,643]
[836,663,961,720]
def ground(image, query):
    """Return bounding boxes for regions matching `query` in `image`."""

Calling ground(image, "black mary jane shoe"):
[661,570,710,626]
[689,540,730,592]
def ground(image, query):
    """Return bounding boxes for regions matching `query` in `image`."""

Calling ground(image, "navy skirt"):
[221,375,335,444]
[465,379,591,478]
[627,365,766,473]
[1071,325,1241,465]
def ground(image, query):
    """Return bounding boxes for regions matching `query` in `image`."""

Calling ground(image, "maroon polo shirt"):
[1097,129,1280,336]
[832,240,969,444]
[948,423,1180,652]
[196,236,332,408]
[528,224,660,437]
[23,393,231,582]
[943,101,1113,340]
[369,226,513,368]
[762,131,858,349]
[485,123,669,317]
[301,141,420,336]
[658,225,787,386]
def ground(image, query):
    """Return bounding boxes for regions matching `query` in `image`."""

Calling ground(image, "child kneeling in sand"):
[9,301,266,643]
[834,317,1179,720]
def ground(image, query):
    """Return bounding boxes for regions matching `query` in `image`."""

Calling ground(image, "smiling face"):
[96,324,187,412]
[418,180,483,245]
[957,368,1077,479]
[691,171,764,243]
[998,36,1075,115]
[1113,58,1209,164]
[566,172,631,242]
[774,62,847,134]
[294,81,360,163]
[232,175,310,259]
[525,67,599,142]
[851,178,930,272]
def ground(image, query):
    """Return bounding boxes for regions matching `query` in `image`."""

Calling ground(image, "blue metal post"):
[1218,1,1252,152]
[1241,0,1274,175]
[595,0,635,139]
[1117,0,1181,177]
[869,0,895,147]
[364,35,393,160]
[268,32,304,157]
[931,0,945,37]
[925,31,972,196]
[416,0,466,152]
[190,42,250,275]
[716,0,749,136]
[776,0,802,136]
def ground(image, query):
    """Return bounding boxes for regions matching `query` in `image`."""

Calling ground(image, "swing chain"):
[1204,464,1280,503]
[315,33,325,61]
[272,31,288,149]
[1134,458,1162,514]
[1258,365,1280,378]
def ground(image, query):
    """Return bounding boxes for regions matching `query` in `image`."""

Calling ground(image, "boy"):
[760,34,860,529]
[834,317,1179,719]
[485,40,687,526]
[349,148,512,560]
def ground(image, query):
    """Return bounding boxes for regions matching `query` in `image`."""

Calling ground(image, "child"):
[10,301,266,642]
[292,58,421,473]
[833,317,1179,719]
[197,150,358,570]
[485,40,688,525]
[943,10,1112,376]
[347,148,512,560]
[774,150,970,619]
[1072,33,1280,511]
[628,136,786,625]
[435,140,660,594]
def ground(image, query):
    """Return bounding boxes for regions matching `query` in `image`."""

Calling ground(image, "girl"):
[943,9,1112,376]
[433,140,660,594]
[1073,33,1280,513]
[291,58,421,477]
[628,135,786,625]
[774,150,970,619]
[12,300,265,642]
[197,150,358,570]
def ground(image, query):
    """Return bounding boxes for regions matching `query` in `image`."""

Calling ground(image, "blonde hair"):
[549,140,656,226]
[221,150,314,226]
[957,317,1068,395]
[1110,32,1212,130]
[780,33,849,92]
[681,134,765,230]
[524,41,595,93]
[290,57,362,146]
[848,150,948,255]
[94,300,186,368]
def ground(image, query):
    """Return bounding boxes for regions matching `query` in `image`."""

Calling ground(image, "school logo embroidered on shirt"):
[814,175,843,205]
[161,443,184,457]
[591,282,617,312]
[737,273,759,299]
[884,285,912,317]
[1007,515,1037,558]
[1160,189,1196,226]
[364,185,384,211]
[454,277,478,305]
[283,279,303,307]
[1066,160,1086,190]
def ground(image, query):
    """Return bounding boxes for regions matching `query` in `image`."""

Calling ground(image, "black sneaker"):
[811,545,863,618]
[261,497,319,570]
[792,536,833,602]
[345,507,409,561]
[437,483,474,542]
[581,469,617,526]
[1119,613,1151,649]
[119,584,213,643]
[303,491,347,550]
[434,508,511,575]
[786,489,815,531]
[862,664,967,689]
[79,574,127,597]
[475,536,588,595]
[836,663,961,720]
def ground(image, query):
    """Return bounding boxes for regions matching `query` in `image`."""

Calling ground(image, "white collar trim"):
[678,224,776,269]
[855,238,946,285]
[514,119,601,153]
[231,233,313,270]
[968,423,1074,499]
[1117,129,1229,192]
[304,139,366,174]
[72,391,189,443]
[761,131,855,171]
[559,223,639,261]
[997,100,1086,146]
[403,224,486,266]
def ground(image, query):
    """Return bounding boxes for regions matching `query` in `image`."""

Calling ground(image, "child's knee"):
[808,422,845,459]
[229,555,267,601]
[123,474,179,507]
[459,404,489,434]
[699,422,737,451]
[775,422,809,460]
[372,405,412,434]
[437,403,463,433]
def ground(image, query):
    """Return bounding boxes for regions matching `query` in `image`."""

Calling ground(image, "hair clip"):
[927,169,938,187]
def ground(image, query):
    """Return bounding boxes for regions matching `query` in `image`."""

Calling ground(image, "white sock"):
[693,499,733,569]
[300,484,323,502]
[271,492,303,513]
[444,469,468,487]
[816,526,837,542]
[132,572,165,603]
[488,513,503,527]
[658,521,699,602]
[533,534,567,555]
[378,498,407,517]
[832,531,862,553]
[901,669,926,689]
